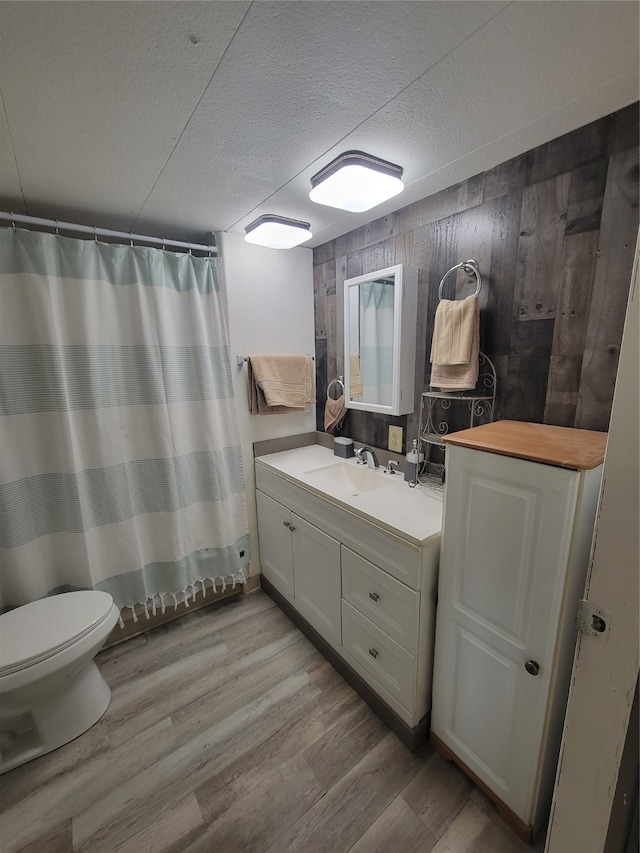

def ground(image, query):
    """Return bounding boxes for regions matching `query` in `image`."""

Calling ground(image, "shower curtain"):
[0,228,249,619]
[359,280,394,406]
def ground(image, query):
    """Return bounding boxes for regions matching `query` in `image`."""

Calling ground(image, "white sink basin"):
[256,445,443,545]
[303,462,392,494]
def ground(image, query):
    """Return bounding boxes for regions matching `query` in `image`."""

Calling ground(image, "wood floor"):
[0,590,547,853]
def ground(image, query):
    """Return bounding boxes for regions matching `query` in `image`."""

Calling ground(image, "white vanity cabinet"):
[256,489,341,648]
[254,446,442,748]
[430,421,607,841]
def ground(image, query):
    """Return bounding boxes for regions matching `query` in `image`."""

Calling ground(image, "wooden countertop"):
[442,420,607,470]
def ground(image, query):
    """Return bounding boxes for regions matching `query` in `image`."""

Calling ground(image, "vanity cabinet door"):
[291,514,341,649]
[256,490,294,603]
[431,445,580,828]
[256,488,342,647]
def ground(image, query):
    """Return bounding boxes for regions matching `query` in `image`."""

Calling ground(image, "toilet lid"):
[0,591,116,675]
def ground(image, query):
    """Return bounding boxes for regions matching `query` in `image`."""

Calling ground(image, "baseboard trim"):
[242,574,262,594]
[261,576,429,752]
[103,587,242,648]
[430,730,534,843]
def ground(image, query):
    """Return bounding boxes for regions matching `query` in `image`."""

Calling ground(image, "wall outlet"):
[388,425,403,453]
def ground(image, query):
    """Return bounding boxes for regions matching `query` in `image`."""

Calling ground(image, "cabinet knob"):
[368,648,379,659]
[282,520,290,529]
[288,525,295,532]
[525,660,540,676]
[368,592,379,602]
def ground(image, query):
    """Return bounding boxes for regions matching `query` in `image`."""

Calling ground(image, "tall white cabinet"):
[430,421,606,841]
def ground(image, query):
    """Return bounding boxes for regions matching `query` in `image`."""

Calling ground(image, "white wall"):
[218,231,315,576]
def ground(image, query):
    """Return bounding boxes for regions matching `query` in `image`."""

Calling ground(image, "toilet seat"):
[0,591,116,676]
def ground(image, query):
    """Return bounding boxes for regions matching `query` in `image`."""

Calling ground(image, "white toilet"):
[0,590,120,774]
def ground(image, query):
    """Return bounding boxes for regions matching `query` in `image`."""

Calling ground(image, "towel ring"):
[327,376,345,399]
[438,259,481,301]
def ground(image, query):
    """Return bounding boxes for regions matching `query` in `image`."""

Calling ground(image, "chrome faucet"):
[355,446,379,469]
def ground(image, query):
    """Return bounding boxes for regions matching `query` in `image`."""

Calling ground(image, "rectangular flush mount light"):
[244,215,312,249]
[309,150,404,212]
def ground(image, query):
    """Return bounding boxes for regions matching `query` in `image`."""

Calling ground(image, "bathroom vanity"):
[254,444,442,748]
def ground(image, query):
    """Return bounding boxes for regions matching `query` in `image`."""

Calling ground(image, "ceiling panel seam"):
[0,86,26,211]
[131,1,253,232]
[225,0,514,231]
[400,67,639,195]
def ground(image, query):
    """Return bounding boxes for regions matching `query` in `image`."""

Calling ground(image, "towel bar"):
[438,260,481,301]
[236,354,315,366]
[327,376,345,399]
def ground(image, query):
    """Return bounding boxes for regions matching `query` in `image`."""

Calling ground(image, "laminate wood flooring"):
[0,591,547,853]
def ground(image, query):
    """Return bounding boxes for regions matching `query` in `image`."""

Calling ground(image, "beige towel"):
[430,294,478,365]
[248,355,315,415]
[349,354,364,398]
[324,394,347,433]
[430,296,480,391]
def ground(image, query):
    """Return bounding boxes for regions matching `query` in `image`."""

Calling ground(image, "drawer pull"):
[368,647,379,659]
[368,591,379,602]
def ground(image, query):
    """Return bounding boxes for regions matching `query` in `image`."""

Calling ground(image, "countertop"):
[255,444,442,546]
[443,420,607,470]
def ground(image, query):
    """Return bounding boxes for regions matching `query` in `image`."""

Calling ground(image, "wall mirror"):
[343,263,417,416]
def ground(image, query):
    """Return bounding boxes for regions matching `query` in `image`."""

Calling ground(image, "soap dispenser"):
[404,439,424,483]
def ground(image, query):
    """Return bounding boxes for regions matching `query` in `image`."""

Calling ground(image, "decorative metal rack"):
[418,351,497,478]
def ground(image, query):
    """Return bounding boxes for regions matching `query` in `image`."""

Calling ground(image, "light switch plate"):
[388,426,403,453]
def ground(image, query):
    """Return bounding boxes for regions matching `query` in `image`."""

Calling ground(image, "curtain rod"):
[0,211,217,255]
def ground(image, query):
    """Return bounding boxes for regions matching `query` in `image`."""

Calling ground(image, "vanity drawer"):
[342,547,419,653]
[342,601,415,711]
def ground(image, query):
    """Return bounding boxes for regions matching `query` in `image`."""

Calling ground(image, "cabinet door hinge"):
[576,599,611,639]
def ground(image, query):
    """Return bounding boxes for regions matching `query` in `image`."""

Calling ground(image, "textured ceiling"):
[0,1,638,248]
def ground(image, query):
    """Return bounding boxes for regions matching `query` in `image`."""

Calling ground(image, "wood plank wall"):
[313,103,639,452]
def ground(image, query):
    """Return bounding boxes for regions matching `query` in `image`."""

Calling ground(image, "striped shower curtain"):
[0,228,249,619]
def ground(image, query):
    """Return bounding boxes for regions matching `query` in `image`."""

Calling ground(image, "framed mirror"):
[343,263,417,415]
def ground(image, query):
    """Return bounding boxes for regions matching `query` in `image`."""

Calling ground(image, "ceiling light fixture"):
[309,150,404,213]
[243,215,312,249]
